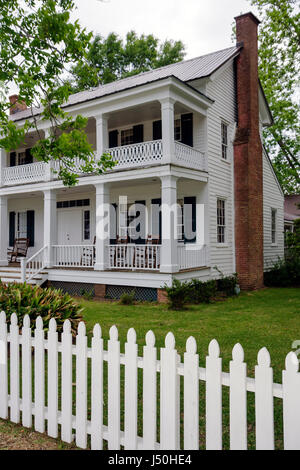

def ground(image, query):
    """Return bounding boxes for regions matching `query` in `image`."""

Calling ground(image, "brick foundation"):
[157,288,168,304]
[234,12,264,290]
[94,284,106,300]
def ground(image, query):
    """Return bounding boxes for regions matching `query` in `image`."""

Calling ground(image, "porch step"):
[0,270,48,286]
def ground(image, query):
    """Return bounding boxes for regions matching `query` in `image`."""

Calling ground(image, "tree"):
[250,0,300,194]
[0,0,115,186]
[69,31,185,92]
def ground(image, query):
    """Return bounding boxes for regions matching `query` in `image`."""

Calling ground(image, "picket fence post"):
[206,339,222,450]
[61,319,73,443]
[22,315,32,428]
[160,332,180,450]
[34,316,45,433]
[47,318,58,438]
[184,336,199,450]
[10,313,20,424]
[124,328,138,450]
[255,347,274,450]
[283,351,300,450]
[0,312,8,420]
[76,321,88,449]
[143,330,157,450]
[230,343,247,450]
[91,323,103,450]
[107,325,120,450]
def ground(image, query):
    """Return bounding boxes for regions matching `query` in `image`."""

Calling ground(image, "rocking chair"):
[8,238,29,263]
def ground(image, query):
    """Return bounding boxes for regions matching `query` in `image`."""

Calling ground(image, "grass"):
[1,287,299,450]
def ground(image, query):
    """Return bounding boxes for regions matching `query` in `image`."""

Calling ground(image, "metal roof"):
[11,45,241,122]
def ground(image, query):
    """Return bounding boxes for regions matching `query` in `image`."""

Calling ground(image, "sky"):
[72,0,259,59]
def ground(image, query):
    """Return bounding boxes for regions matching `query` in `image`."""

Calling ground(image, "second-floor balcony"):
[1,139,207,187]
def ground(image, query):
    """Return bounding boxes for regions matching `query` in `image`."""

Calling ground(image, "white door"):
[57,210,82,245]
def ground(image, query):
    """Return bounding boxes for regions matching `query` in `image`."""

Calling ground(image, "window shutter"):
[151,198,162,243]
[181,113,193,147]
[10,152,16,167]
[134,200,146,244]
[109,130,118,148]
[152,120,162,140]
[25,148,33,164]
[132,124,144,144]
[9,212,15,246]
[26,210,35,247]
[184,196,196,243]
[110,203,118,244]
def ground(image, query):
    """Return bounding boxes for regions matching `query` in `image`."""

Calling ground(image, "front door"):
[57,210,82,245]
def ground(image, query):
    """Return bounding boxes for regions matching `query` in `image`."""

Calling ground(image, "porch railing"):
[108,244,161,270]
[2,161,46,186]
[178,244,208,270]
[174,141,207,171]
[52,245,95,268]
[21,245,48,283]
[107,140,163,170]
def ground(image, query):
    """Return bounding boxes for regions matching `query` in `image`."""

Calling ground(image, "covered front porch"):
[0,173,210,283]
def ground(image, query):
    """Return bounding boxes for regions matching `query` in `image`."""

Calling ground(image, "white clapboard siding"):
[160,332,180,450]
[61,319,73,443]
[47,318,58,438]
[143,330,157,450]
[34,316,45,433]
[107,325,120,450]
[255,348,274,450]
[76,322,88,449]
[206,339,222,450]
[230,343,247,450]
[282,352,300,450]
[0,313,298,450]
[22,315,32,428]
[184,337,199,450]
[0,312,8,420]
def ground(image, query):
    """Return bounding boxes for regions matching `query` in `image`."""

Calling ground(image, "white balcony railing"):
[106,140,163,170]
[2,161,46,186]
[52,245,95,268]
[109,244,161,270]
[177,244,208,270]
[174,142,207,172]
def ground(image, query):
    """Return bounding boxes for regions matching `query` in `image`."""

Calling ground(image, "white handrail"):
[21,245,48,283]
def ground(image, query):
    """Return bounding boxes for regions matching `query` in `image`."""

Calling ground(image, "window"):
[217,199,226,243]
[83,210,90,241]
[57,199,90,209]
[16,212,27,238]
[121,128,134,146]
[221,122,228,160]
[177,199,184,241]
[174,119,181,141]
[271,209,277,244]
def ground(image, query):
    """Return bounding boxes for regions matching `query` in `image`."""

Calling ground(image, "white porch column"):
[95,115,109,158]
[160,98,175,164]
[94,182,110,271]
[160,175,179,273]
[0,147,6,187]
[0,196,8,266]
[43,189,57,267]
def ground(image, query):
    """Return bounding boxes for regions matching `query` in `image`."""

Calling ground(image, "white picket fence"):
[0,312,299,450]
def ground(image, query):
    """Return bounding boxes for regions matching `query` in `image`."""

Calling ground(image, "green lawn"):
[78,287,300,450]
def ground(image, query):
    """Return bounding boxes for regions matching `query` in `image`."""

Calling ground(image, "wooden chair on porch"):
[114,235,129,268]
[80,236,96,267]
[7,238,29,263]
[146,235,160,269]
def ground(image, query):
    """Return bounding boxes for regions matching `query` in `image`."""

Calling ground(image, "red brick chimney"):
[9,95,27,115]
[234,12,264,290]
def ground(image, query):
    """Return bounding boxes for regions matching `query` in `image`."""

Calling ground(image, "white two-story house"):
[0,12,284,301]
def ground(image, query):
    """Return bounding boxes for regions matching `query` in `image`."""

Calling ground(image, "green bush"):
[164,279,189,310]
[119,291,135,305]
[189,279,217,303]
[0,282,83,334]
[264,258,300,287]
[217,273,239,297]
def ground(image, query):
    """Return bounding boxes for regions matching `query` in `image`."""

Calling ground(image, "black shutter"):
[10,152,16,167]
[151,198,162,243]
[25,148,33,164]
[181,113,193,147]
[184,196,196,244]
[109,130,118,148]
[9,212,15,246]
[152,120,162,140]
[110,203,118,244]
[27,210,35,247]
[134,200,146,244]
[132,124,144,144]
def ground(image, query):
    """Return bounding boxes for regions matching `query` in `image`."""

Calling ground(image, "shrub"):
[119,291,135,305]
[164,279,189,310]
[264,257,300,287]
[0,282,83,335]
[189,279,217,303]
[217,273,239,297]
